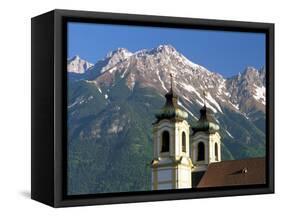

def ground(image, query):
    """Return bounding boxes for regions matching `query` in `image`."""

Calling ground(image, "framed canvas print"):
[31,9,274,207]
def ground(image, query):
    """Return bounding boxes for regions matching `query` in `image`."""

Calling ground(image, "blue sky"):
[67,22,266,78]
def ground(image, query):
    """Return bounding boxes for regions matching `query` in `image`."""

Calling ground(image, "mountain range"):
[66,44,266,195]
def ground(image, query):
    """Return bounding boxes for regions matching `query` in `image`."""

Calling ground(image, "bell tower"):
[190,93,221,173]
[151,74,192,190]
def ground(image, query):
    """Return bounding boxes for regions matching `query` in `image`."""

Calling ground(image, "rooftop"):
[197,157,266,188]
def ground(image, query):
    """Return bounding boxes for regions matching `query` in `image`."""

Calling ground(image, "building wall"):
[190,131,221,169]
[152,164,192,190]
[152,119,192,190]
[153,119,190,160]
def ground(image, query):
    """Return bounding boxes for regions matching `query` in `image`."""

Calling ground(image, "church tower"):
[190,97,221,173]
[151,74,193,190]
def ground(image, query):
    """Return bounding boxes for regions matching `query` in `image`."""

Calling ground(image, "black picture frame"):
[31,9,274,207]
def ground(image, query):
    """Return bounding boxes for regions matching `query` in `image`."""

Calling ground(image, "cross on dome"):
[203,90,207,106]
[169,73,174,92]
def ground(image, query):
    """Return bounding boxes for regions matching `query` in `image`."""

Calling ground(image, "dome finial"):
[203,90,207,107]
[169,73,174,92]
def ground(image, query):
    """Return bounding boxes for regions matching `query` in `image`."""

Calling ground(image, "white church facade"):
[151,75,222,190]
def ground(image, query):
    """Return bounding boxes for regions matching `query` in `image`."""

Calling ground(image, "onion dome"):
[192,105,219,134]
[155,74,188,123]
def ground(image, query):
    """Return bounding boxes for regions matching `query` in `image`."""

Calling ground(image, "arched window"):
[161,131,170,153]
[197,142,205,161]
[215,142,218,161]
[182,132,186,153]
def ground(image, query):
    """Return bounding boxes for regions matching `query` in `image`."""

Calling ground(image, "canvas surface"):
[66,22,266,195]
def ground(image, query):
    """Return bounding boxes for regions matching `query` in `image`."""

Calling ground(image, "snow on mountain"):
[67,55,94,74]
[104,45,228,115]
[102,48,133,73]
[79,48,133,81]
[70,45,266,117]
[226,66,266,114]
[205,92,223,113]
[225,129,234,139]
[253,85,265,105]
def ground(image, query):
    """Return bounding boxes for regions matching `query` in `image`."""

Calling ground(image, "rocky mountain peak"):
[67,55,94,74]
[243,66,259,76]
[152,44,176,53]
[70,55,80,61]
[239,66,264,87]
[68,45,266,117]
[96,48,133,74]
[106,48,133,59]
